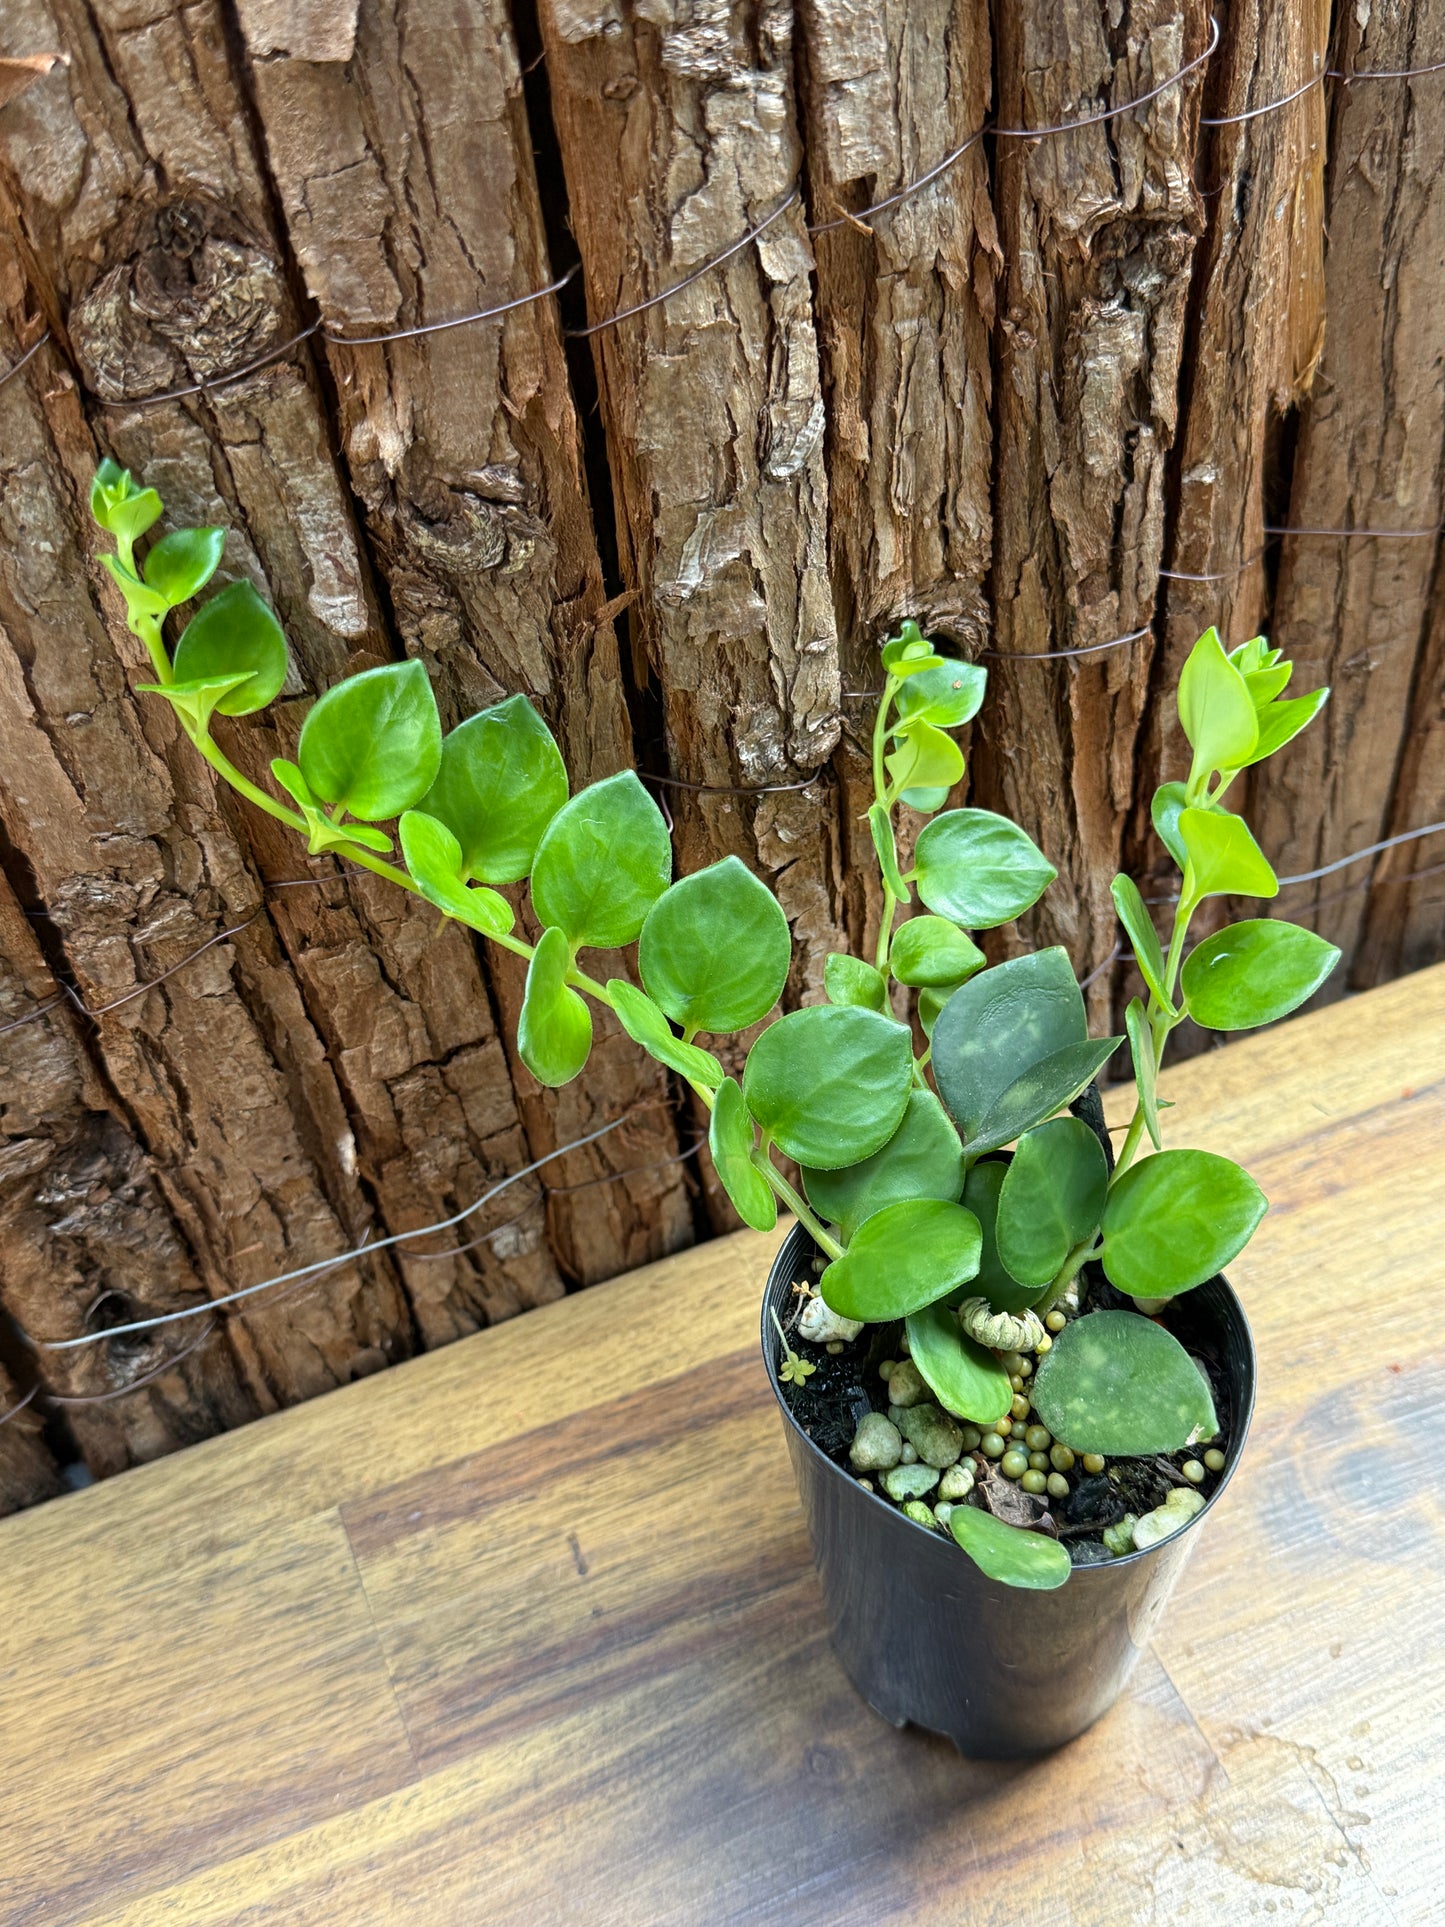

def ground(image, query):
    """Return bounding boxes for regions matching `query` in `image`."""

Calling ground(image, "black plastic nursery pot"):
[763,1221,1256,1760]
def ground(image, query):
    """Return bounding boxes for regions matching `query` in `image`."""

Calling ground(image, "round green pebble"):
[1082,1453,1105,1474]
[959,1426,982,1452]
[1050,1444,1075,1472]
[1045,1310,1067,1333]
[902,1500,936,1528]
[1181,1459,1205,1485]
[1010,1394,1030,1421]
[879,1360,896,1380]
[1001,1351,1026,1376]
[1021,1469,1047,1495]
[1204,1448,1226,1473]
[1034,1333,1052,1354]
[1046,1472,1070,1500]
[1028,1451,1048,1472]
[1024,1425,1051,1453]
[980,1432,1006,1459]
[1001,1448,1029,1480]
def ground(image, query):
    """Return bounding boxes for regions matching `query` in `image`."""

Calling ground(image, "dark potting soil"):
[775,1251,1235,1562]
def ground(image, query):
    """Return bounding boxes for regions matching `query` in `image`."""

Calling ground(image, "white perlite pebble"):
[796,1293,864,1345]
[1132,1486,1206,1550]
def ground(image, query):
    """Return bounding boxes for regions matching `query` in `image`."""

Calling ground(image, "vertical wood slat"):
[1260,0,1445,991]
[229,0,694,1287]
[537,0,849,1001]
[978,0,1213,1012]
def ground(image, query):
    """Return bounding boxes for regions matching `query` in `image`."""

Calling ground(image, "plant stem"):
[871,676,901,974]
[1108,884,1199,1187]
[1036,1234,1101,1316]
[133,611,174,686]
[752,1151,845,1260]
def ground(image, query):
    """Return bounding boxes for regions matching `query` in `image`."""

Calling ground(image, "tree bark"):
[538,0,848,999]
[231,0,693,1285]
[975,0,1212,1016]
[0,1362,60,1516]
[1254,0,1445,990]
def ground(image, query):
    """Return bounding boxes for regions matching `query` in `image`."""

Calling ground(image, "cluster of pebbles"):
[845,1324,1225,1563]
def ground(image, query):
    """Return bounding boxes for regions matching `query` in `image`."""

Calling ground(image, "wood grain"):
[0,967,1439,1924]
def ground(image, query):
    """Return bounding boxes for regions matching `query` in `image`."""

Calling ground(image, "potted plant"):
[88,463,1336,1755]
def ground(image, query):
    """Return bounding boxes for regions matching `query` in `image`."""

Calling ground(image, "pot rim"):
[761,1221,1257,1578]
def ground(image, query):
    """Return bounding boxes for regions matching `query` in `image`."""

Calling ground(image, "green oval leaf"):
[1240,686,1329,766]
[135,672,256,736]
[298,659,442,820]
[868,802,909,900]
[905,1301,1012,1425]
[605,979,724,1088]
[824,953,887,1011]
[638,856,790,1033]
[913,809,1056,930]
[1102,1149,1267,1298]
[819,1199,982,1322]
[530,771,672,950]
[517,925,592,1087]
[1178,626,1258,783]
[802,1088,963,1242]
[1031,1309,1218,1457]
[398,811,515,937]
[881,623,944,676]
[273,758,394,856]
[1182,918,1339,1031]
[100,553,169,620]
[1125,996,1162,1152]
[888,916,985,989]
[1151,781,1189,870]
[707,1077,776,1231]
[949,1507,1071,1590]
[893,659,987,729]
[743,1005,913,1169]
[92,470,162,545]
[1179,808,1278,904]
[960,1157,1036,1314]
[885,719,965,798]
[970,1038,1121,1158]
[931,949,1086,1141]
[418,695,568,885]
[996,1117,1108,1288]
[1110,873,1171,1012]
[173,581,289,717]
[142,526,225,606]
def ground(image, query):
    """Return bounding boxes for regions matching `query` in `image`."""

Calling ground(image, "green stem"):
[1109,885,1199,1187]
[871,675,901,974]
[133,611,174,686]
[1036,1234,1101,1316]
[752,1150,845,1260]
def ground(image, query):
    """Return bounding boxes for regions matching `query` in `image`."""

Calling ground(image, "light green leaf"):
[1125,997,1161,1151]
[885,719,964,799]
[742,1004,913,1169]
[1178,626,1258,782]
[1242,661,1292,707]
[969,1038,1121,1157]
[1181,918,1340,1030]
[868,802,910,900]
[298,659,443,821]
[825,953,888,1011]
[272,759,395,856]
[819,1199,982,1321]
[1151,781,1190,870]
[530,771,672,949]
[135,672,255,736]
[605,979,724,1088]
[802,1088,964,1242]
[949,1507,1071,1591]
[898,784,952,814]
[707,1077,776,1231]
[1179,807,1278,904]
[517,925,592,1087]
[1240,687,1330,766]
[1102,1149,1267,1298]
[172,581,289,716]
[893,659,987,730]
[638,856,790,1033]
[931,948,1086,1142]
[100,553,170,620]
[91,464,163,544]
[995,1116,1108,1287]
[917,981,970,1039]
[1110,874,1172,1012]
[905,1302,1011,1425]
[960,1158,1037,1315]
[1031,1310,1218,1456]
[398,811,515,937]
[888,916,985,989]
[142,527,225,606]
[418,695,568,885]
[881,622,945,677]
[913,809,1057,930]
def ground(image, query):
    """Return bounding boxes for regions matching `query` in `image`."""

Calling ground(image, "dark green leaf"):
[825,953,887,1011]
[913,809,1056,930]
[398,810,515,937]
[605,979,724,1088]
[298,659,442,821]
[531,771,672,949]
[949,1508,1071,1590]
[1110,873,1172,1011]
[1179,808,1278,903]
[142,527,225,606]
[517,925,592,1087]
[172,581,289,716]
[1178,626,1258,781]
[743,1004,913,1169]
[1102,1149,1267,1298]
[1239,686,1329,766]
[1151,781,1190,870]
[1031,1310,1218,1456]
[995,1117,1108,1287]
[638,856,790,1033]
[819,1199,982,1321]
[931,948,1086,1141]
[707,1077,776,1231]
[893,659,987,729]
[1181,918,1340,1030]
[1124,997,1161,1151]
[960,1158,1037,1314]
[905,1302,1011,1424]
[969,1038,1121,1157]
[418,694,567,884]
[802,1089,964,1241]
[888,916,985,989]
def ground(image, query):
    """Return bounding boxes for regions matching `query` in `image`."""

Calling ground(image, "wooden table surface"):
[2,968,1442,1926]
